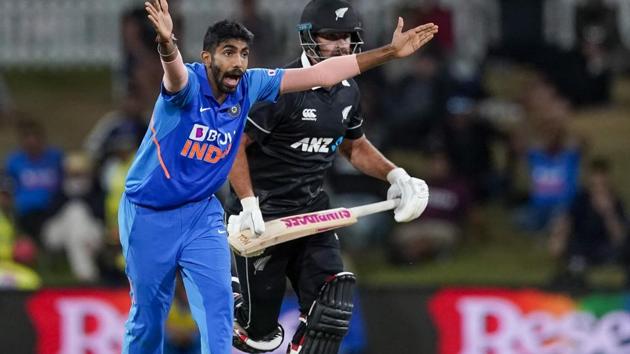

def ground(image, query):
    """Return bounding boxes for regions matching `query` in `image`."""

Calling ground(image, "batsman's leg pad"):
[289,272,356,354]
[233,293,284,353]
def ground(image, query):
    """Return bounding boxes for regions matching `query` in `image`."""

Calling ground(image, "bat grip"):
[349,198,400,218]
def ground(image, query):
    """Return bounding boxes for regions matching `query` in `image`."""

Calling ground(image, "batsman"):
[227,1,432,353]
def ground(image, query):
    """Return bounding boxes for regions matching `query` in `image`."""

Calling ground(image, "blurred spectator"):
[84,92,148,173]
[575,0,617,105]
[41,152,104,282]
[513,106,582,232]
[240,0,284,67]
[164,275,201,354]
[434,96,506,202]
[5,119,63,244]
[0,74,14,125]
[388,150,472,264]
[0,175,41,290]
[383,53,450,149]
[549,157,629,289]
[406,0,454,54]
[97,135,137,285]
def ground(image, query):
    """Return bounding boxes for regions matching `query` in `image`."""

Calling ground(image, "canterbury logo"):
[301,108,317,121]
[335,7,349,21]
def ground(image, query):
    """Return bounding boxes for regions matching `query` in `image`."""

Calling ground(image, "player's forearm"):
[341,137,396,181]
[355,44,397,73]
[228,139,255,199]
[280,55,360,94]
[159,40,188,93]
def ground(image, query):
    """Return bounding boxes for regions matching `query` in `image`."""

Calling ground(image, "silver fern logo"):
[335,7,348,21]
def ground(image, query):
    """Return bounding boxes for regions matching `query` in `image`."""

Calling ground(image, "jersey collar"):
[300,52,350,90]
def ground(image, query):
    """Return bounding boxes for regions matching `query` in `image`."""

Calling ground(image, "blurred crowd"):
[0,0,629,306]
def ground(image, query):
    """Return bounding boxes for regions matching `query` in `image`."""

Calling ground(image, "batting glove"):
[228,196,265,238]
[386,168,429,222]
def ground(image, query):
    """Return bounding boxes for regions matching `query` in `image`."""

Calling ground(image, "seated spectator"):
[42,152,104,282]
[98,135,137,285]
[549,157,629,289]
[0,73,14,125]
[388,150,472,264]
[514,116,582,232]
[5,119,63,245]
[383,53,448,149]
[0,175,41,290]
[84,92,147,172]
[436,96,506,202]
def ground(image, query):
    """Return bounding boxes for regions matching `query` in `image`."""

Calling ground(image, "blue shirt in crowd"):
[5,148,63,215]
[527,147,581,209]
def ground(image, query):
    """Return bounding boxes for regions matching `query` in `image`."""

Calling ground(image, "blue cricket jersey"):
[125,63,285,209]
[5,148,63,215]
[527,147,580,208]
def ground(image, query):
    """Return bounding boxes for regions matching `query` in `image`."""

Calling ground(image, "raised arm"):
[145,0,188,93]
[280,18,437,94]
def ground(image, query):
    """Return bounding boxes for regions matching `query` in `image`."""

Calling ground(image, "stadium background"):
[2,0,630,353]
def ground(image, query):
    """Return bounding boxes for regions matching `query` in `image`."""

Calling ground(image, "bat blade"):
[228,207,357,257]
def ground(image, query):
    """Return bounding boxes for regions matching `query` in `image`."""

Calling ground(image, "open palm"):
[390,18,438,58]
[145,0,173,42]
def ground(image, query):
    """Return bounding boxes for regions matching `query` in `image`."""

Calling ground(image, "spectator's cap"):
[446,96,476,116]
[64,152,92,175]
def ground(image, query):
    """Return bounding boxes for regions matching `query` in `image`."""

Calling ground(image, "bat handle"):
[349,198,400,218]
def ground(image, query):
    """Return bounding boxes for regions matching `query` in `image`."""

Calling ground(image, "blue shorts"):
[119,194,232,354]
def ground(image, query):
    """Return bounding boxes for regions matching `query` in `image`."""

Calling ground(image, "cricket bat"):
[228,199,400,257]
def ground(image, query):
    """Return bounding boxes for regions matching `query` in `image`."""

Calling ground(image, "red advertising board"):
[27,289,130,354]
[22,288,364,354]
[428,288,630,354]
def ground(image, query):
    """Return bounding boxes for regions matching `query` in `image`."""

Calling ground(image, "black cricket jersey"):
[226,52,365,218]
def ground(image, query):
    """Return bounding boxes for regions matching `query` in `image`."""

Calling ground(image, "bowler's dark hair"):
[203,20,254,52]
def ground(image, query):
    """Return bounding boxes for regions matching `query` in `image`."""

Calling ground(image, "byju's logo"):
[189,124,209,141]
[301,108,317,121]
[181,124,233,164]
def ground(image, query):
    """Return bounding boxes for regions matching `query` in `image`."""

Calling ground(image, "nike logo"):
[200,107,212,112]
[217,229,226,234]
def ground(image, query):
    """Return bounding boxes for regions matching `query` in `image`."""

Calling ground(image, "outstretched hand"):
[390,18,438,58]
[145,0,173,43]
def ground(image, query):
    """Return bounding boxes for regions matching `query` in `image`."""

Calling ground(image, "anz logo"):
[301,108,317,121]
[291,136,344,153]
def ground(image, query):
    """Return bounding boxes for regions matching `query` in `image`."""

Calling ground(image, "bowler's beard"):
[211,62,243,94]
